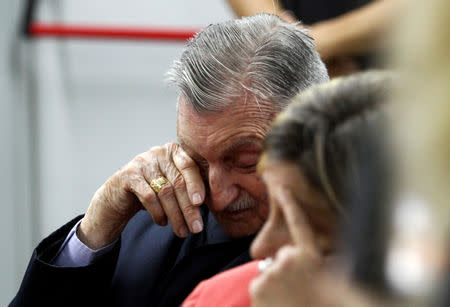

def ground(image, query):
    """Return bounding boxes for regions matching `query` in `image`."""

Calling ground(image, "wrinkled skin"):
[177,98,275,237]
[78,97,275,249]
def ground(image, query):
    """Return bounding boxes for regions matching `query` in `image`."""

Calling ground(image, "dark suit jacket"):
[10,207,253,307]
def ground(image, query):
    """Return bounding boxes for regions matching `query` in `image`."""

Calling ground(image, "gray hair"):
[167,13,329,113]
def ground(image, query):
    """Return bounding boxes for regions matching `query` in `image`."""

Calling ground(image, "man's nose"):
[207,164,239,211]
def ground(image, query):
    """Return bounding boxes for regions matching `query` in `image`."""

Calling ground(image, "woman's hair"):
[264,70,392,214]
[264,71,394,291]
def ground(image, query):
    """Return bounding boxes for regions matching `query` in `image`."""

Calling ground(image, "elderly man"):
[11,14,328,307]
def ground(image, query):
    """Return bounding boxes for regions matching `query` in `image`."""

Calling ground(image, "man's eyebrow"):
[223,138,263,155]
[178,140,207,162]
[178,137,262,161]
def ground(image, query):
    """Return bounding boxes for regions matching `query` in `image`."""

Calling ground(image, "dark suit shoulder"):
[110,209,254,307]
[10,214,121,307]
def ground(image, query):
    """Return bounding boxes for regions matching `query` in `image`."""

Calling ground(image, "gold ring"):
[150,176,169,193]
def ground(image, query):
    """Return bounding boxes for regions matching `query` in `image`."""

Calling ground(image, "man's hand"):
[325,56,360,78]
[78,143,206,249]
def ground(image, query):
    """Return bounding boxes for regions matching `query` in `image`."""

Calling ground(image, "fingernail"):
[192,192,202,205]
[192,220,203,233]
[179,226,189,237]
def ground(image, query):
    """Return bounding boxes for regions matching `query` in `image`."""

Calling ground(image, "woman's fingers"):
[276,187,318,252]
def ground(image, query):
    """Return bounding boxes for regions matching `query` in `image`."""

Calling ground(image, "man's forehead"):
[177,96,278,157]
[177,100,216,126]
[176,95,278,122]
[176,101,216,141]
[178,133,263,157]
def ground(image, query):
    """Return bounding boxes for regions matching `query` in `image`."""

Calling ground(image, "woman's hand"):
[250,188,324,306]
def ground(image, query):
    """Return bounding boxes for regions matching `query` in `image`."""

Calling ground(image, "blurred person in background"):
[183,71,395,307]
[386,0,450,305]
[11,14,329,307]
[249,0,450,305]
[227,0,407,77]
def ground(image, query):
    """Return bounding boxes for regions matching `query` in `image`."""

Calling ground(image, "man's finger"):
[172,182,203,234]
[157,182,190,238]
[172,147,205,206]
[137,149,188,237]
[128,178,167,226]
[164,163,203,234]
[162,147,204,234]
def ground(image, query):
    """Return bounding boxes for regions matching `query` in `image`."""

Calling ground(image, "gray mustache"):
[225,194,258,212]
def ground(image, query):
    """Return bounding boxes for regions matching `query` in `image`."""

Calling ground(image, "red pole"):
[29,22,200,41]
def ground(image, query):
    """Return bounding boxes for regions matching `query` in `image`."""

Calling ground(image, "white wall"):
[0,0,35,303]
[0,0,234,304]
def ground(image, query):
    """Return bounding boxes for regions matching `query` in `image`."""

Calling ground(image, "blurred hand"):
[250,247,378,307]
[78,142,205,249]
[279,10,298,23]
[250,188,323,306]
[275,15,361,78]
[325,56,360,78]
[250,189,380,307]
[250,245,324,307]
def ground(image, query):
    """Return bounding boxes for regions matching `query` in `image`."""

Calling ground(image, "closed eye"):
[234,153,260,170]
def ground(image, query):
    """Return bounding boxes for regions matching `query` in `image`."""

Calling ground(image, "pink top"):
[182,260,259,307]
